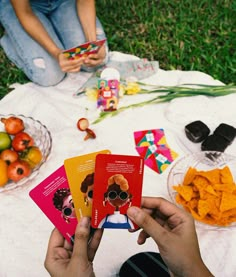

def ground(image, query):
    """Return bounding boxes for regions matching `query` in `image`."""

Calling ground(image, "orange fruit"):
[0,159,8,187]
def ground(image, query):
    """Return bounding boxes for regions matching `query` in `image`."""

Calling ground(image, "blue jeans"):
[0,0,108,86]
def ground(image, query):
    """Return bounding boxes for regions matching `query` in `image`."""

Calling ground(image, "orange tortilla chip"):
[172,166,236,226]
[213,183,236,193]
[173,185,193,201]
[189,198,199,210]
[220,192,236,212]
[183,167,197,186]
[198,168,220,184]
[205,185,218,196]
[222,208,236,218]
[175,194,186,205]
[220,166,234,184]
[192,175,209,190]
[198,200,210,218]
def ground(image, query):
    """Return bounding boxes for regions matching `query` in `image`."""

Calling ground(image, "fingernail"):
[127,206,139,218]
[79,217,90,227]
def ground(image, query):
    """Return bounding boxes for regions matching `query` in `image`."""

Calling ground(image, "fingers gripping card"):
[91,154,144,229]
[29,165,77,244]
[64,150,111,221]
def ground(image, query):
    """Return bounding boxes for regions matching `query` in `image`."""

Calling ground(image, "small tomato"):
[12,132,34,152]
[0,149,18,165]
[7,160,31,182]
[20,146,42,169]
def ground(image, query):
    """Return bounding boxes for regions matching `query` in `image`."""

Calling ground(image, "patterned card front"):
[134,129,178,173]
[63,39,106,60]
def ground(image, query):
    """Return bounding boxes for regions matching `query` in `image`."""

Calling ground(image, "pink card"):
[91,154,144,229]
[29,165,77,244]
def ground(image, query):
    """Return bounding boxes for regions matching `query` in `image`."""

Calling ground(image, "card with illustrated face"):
[97,79,119,111]
[29,165,77,244]
[64,150,111,221]
[91,154,144,229]
[63,39,106,60]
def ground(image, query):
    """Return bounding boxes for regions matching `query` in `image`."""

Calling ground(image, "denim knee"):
[0,33,66,87]
[29,57,66,86]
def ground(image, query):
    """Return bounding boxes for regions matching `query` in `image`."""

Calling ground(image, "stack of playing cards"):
[29,150,144,243]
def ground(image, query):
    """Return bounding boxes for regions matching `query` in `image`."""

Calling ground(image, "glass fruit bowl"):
[167,151,236,229]
[0,114,52,192]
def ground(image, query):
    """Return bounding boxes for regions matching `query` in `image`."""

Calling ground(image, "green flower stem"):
[92,84,236,124]
[92,96,162,124]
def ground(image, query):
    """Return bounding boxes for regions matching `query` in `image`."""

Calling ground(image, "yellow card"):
[64,149,111,221]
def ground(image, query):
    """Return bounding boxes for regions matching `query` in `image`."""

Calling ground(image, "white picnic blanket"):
[0,51,235,277]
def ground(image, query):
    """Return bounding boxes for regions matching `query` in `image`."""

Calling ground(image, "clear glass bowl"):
[167,151,236,229]
[0,114,52,192]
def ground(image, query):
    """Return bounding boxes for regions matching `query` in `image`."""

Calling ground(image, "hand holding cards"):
[63,39,106,60]
[29,151,144,243]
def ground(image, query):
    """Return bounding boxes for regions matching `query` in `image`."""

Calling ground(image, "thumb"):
[69,217,95,276]
[71,217,90,261]
[127,206,166,244]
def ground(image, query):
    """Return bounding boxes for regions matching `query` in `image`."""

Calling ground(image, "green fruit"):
[0,132,12,151]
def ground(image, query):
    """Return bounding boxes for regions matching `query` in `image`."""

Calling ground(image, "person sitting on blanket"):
[0,0,108,87]
[44,197,214,277]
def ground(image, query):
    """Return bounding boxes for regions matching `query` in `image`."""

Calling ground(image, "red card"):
[91,154,144,229]
[29,165,77,244]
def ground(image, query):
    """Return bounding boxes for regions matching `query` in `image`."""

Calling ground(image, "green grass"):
[0,28,29,99]
[0,0,235,99]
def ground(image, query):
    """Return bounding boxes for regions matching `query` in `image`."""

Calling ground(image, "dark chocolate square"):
[201,134,229,152]
[185,120,210,143]
[213,123,236,144]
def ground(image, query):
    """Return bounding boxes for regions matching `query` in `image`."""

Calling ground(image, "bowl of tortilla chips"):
[167,151,236,228]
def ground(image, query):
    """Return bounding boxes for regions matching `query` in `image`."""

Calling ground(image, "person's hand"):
[58,52,86,73]
[83,45,106,68]
[127,197,213,277]
[44,217,103,277]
